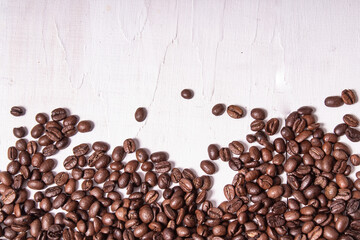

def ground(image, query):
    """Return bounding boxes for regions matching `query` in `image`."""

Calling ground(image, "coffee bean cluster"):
[1,88,360,240]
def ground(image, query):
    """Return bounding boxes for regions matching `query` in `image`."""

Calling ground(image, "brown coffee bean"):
[200,160,216,175]
[346,127,360,142]
[135,107,147,122]
[51,108,67,121]
[265,118,280,135]
[351,154,360,166]
[343,114,359,127]
[181,89,193,99]
[223,184,235,200]
[334,123,348,136]
[42,144,58,157]
[124,138,136,153]
[212,104,225,116]
[13,127,26,138]
[267,185,283,199]
[31,124,45,139]
[341,89,356,105]
[64,156,78,170]
[250,120,265,131]
[77,120,93,132]
[325,96,343,107]
[35,113,48,124]
[227,105,244,119]
[250,108,266,120]
[208,144,219,160]
[179,178,193,193]
[10,106,25,116]
[155,161,171,173]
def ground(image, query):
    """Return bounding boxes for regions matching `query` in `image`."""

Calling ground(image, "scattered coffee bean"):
[342,89,356,105]
[212,104,225,116]
[200,160,216,175]
[10,106,25,116]
[227,105,244,119]
[77,120,93,133]
[13,127,26,138]
[324,96,344,107]
[343,114,359,127]
[250,108,266,120]
[135,107,147,122]
[181,89,194,99]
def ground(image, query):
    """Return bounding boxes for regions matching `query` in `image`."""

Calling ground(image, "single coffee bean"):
[150,151,168,163]
[77,120,93,132]
[324,96,343,107]
[334,123,348,136]
[155,161,171,173]
[63,115,78,126]
[13,127,26,138]
[42,144,58,157]
[179,178,193,193]
[2,188,16,204]
[64,156,78,170]
[212,104,225,116]
[31,124,45,139]
[35,113,48,124]
[223,184,235,200]
[227,105,244,119]
[200,160,216,175]
[343,114,359,127]
[92,141,109,152]
[135,107,147,122]
[250,108,266,120]
[54,172,69,186]
[51,108,67,121]
[123,138,136,153]
[351,154,360,166]
[47,224,63,239]
[181,89,193,99]
[73,143,90,157]
[10,106,25,116]
[345,127,360,142]
[341,89,356,105]
[265,118,280,135]
[46,127,63,142]
[7,146,17,160]
[250,120,265,131]
[208,144,219,160]
[62,124,76,137]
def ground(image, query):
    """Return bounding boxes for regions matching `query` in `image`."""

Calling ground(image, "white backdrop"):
[1,0,360,205]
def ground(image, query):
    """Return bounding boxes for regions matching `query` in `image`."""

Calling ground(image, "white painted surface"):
[0,0,360,204]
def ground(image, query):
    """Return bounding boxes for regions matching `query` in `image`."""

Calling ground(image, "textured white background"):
[1,0,360,204]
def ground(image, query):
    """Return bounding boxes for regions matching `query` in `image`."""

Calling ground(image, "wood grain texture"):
[1,0,360,203]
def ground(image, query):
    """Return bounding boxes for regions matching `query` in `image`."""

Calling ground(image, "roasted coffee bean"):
[334,123,348,136]
[42,144,58,156]
[155,161,171,173]
[10,106,25,116]
[35,113,48,124]
[351,154,360,166]
[227,105,244,119]
[54,172,69,186]
[77,120,93,132]
[325,96,343,107]
[343,114,359,127]
[92,141,109,152]
[219,147,231,161]
[265,118,280,135]
[200,160,216,175]
[208,144,219,160]
[181,89,193,99]
[62,124,77,137]
[250,120,265,131]
[112,146,125,161]
[179,178,193,193]
[13,127,26,138]
[51,108,67,121]
[251,108,266,120]
[124,138,136,153]
[64,156,78,170]
[31,124,45,139]
[346,127,360,142]
[72,143,89,157]
[342,89,356,105]
[212,104,225,116]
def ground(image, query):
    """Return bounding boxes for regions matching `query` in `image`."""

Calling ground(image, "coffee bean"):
[351,154,360,166]
[155,161,171,173]
[325,96,344,107]
[343,114,359,127]
[179,178,193,193]
[223,184,235,200]
[265,118,280,135]
[334,123,348,136]
[64,156,78,170]
[47,224,63,239]
[267,185,283,199]
[124,138,136,153]
[212,104,225,116]
[227,105,244,119]
[10,106,25,116]
[51,108,67,121]
[46,127,63,142]
[342,89,356,105]
[35,113,48,124]
[31,124,45,139]
[250,108,266,120]
[150,151,168,163]
[13,127,26,138]
[250,120,265,131]
[345,127,360,142]
[200,160,216,175]
[135,107,147,122]
[181,89,194,99]
[42,144,58,157]
[77,120,93,132]
[207,144,219,160]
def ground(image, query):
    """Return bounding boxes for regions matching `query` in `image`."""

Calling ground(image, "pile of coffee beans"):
[1,89,360,240]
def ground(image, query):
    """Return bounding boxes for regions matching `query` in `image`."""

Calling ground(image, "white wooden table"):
[1,0,360,204]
